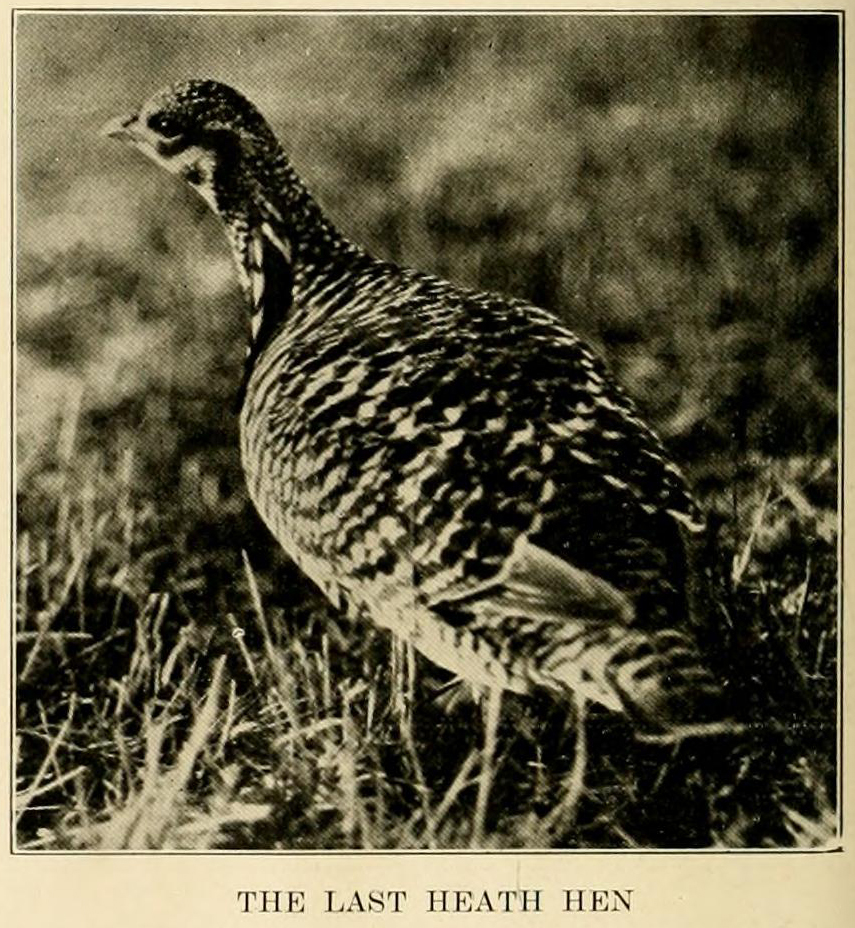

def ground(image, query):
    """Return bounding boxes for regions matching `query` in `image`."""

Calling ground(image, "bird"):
[102,79,735,841]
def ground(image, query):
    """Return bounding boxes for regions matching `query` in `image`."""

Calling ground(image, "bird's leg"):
[390,635,435,843]
[390,635,410,725]
[545,691,588,841]
[472,683,503,847]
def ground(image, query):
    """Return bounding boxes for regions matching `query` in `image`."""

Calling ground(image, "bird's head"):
[103,78,350,338]
[101,79,280,211]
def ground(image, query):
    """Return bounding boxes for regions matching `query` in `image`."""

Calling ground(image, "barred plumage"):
[104,79,730,740]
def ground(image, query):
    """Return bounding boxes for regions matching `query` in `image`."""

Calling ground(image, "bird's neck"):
[256,150,355,264]
[219,144,360,396]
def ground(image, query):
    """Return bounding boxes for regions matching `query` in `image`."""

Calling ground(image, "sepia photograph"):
[13,10,840,852]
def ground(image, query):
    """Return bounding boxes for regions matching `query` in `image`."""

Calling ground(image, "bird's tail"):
[539,616,834,847]
[609,629,738,739]
[545,625,739,741]
[602,626,837,847]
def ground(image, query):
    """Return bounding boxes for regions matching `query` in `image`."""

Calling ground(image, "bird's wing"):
[357,288,703,618]
[503,299,705,532]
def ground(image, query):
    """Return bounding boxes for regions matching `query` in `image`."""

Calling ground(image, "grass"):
[14,421,838,850]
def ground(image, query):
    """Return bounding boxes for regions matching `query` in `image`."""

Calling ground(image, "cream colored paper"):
[2,4,851,926]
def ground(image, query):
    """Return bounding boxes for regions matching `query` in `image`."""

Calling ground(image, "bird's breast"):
[237,299,551,613]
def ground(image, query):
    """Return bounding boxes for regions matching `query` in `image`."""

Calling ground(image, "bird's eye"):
[147,112,182,137]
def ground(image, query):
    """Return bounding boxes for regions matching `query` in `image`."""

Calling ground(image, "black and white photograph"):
[13,11,840,853]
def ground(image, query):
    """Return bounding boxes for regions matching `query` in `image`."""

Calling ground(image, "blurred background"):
[14,14,840,848]
[17,13,838,496]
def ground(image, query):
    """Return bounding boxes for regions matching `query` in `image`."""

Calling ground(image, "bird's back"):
[240,253,723,735]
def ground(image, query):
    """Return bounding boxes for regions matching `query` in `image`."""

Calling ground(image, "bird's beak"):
[99,112,142,143]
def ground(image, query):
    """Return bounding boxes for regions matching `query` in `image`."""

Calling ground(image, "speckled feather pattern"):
[241,248,718,725]
[124,80,726,734]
